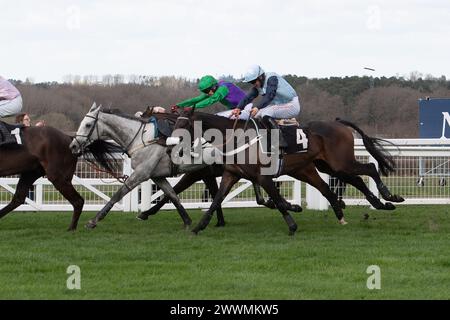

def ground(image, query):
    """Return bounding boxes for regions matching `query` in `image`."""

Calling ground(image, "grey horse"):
[69,103,206,229]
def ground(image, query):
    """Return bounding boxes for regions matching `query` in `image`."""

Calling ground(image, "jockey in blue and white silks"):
[236,65,300,120]
[235,65,301,148]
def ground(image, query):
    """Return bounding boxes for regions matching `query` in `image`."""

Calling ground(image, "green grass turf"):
[0,205,448,300]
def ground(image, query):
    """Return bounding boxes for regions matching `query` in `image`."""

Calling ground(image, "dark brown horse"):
[0,125,108,231]
[173,110,404,235]
[136,107,299,226]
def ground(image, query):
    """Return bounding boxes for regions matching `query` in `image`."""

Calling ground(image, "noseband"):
[74,113,100,153]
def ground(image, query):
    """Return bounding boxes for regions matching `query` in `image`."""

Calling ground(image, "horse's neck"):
[197,114,242,133]
[99,113,146,150]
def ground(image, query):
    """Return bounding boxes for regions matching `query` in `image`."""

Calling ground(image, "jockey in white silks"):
[0,76,23,144]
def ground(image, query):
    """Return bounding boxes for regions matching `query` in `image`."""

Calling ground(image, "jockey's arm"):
[194,86,229,108]
[237,87,259,109]
[177,93,209,108]
[256,76,278,109]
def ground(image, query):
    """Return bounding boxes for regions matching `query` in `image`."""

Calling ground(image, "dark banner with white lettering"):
[419,98,450,138]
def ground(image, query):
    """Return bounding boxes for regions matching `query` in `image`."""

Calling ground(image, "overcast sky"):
[1,0,449,82]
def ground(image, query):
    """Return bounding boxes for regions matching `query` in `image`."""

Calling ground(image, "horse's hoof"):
[290,205,303,213]
[136,214,148,221]
[288,225,298,236]
[215,221,226,228]
[85,221,97,229]
[339,218,348,225]
[191,230,199,236]
[136,213,149,221]
[184,224,191,230]
[392,195,405,203]
[384,202,396,210]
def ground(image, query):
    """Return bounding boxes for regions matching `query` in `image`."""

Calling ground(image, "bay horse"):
[172,110,404,235]
[0,124,86,230]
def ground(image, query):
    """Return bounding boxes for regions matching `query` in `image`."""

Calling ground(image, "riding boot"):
[0,123,16,146]
[262,116,288,149]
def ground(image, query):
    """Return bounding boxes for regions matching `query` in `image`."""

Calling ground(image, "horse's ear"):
[90,102,97,112]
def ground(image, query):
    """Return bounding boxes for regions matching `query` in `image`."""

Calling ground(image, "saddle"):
[255,118,309,155]
[139,115,176,147]
[0,121,24,147]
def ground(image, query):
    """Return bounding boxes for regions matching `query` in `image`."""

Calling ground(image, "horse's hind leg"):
[316,160,397,210]
[50,177,85,231]
[0,170,42,219]
[338,173,396,210]
[348,162,404,203]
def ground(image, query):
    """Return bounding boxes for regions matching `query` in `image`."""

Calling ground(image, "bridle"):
[74,110,147,156]
[74,112,100,153]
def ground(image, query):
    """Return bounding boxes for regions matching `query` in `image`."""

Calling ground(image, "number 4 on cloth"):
[296,129,308,150]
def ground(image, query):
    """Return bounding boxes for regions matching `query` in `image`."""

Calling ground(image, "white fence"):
[0,139,448,212]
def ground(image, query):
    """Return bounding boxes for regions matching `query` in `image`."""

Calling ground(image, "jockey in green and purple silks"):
[173,75,253,119]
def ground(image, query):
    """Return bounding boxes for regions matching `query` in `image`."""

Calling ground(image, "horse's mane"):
[102,108,178,123]
[83,140,124,173]
[101,108,148,123]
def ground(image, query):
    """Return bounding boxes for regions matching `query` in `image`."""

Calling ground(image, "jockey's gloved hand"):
[231,108,241,117]
[171,105,180,113]
[183,107,193,114]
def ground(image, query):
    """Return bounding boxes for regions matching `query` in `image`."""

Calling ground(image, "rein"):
[82,153,129,184]
[176,114,240,149]
[211,117,240,149]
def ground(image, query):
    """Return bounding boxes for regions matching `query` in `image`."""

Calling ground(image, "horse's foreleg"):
[138,169,207,220]
[192,171,240,234]
[51,178,84,231]
[202,175,226,227]
[292,165,346,224]
[85,170,147,229]
[0,171,41,219]
[258,176,298,236]
[152,177,192,228]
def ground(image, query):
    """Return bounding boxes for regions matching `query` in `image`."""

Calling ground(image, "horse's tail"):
[336,118,395,176]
